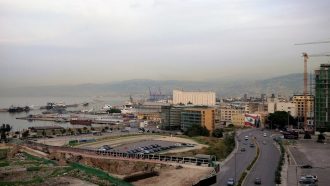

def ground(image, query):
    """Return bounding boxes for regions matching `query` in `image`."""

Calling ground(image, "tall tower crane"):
[301,52,330,132]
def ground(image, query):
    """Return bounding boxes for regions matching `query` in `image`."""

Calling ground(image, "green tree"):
[267,111,295,129]
[223,132,235,155]
[212,128,224,138]
[61,129,66,135]
[184,125,210,137]
[77,128,82,134]
[22,130,29,138]
[317,133,325,143]
[42,130,46,137]
[0,124,12,142]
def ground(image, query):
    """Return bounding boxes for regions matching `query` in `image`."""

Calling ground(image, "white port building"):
[173,90,216,106]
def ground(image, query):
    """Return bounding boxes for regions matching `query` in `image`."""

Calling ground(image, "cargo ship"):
[70,118,92,125]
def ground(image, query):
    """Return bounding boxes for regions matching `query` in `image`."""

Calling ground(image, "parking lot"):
[289,140,330,186]
[97,140,195,155]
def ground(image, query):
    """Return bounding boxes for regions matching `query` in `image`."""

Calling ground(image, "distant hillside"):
[0,73,306,98]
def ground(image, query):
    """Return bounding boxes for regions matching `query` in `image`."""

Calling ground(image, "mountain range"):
[1,73,307,98]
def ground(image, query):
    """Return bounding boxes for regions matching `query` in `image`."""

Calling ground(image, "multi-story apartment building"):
[173,90,216,106]
[161,105,215,132]
[220,105,245,122]
[315,64,330,130]
[181,107,215,132]
[160,105,185,130]
[292,95,314,127]
[268,100,297,117]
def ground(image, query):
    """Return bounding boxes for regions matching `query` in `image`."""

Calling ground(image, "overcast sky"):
[1,0,330,88]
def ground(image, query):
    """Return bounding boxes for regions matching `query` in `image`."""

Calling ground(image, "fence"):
[24,141,214,167]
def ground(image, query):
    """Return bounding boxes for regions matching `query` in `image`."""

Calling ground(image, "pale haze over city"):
[1,0,330,88]
[1,1,330,186]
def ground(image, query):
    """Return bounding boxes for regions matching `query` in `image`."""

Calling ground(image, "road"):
[215,129,257,186]
[244,130,280,186]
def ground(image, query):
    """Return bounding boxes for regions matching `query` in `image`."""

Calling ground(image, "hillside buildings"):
[173,90,216,106]
[315,64,330,130]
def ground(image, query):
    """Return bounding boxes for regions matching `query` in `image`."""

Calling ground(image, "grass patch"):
[164,133,235,161]
[0,160,10,167]
[0,149,8,160]
[0,177,44,186]
[70,162,132,186]
[275,141,285,184]
[23,152,57,166]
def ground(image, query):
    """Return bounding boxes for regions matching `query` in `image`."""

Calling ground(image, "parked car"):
[301,164,313,169]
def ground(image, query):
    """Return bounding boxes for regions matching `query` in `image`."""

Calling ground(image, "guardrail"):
[23,141,214,167]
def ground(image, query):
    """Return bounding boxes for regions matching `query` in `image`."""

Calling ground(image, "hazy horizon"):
[1,0,330,88]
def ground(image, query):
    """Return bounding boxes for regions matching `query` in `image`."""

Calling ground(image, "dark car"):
[240,147,246,152]
[301,164,313,169]
[250,143,255,148]
[254,178,261,184]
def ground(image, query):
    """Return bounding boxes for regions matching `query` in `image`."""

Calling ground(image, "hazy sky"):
[1,0,330,87]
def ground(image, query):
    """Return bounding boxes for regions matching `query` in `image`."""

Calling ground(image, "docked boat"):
[70,118,92,125]
[8,106,30,113]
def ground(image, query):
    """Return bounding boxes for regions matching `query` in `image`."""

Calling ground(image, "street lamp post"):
[287,111,290,130]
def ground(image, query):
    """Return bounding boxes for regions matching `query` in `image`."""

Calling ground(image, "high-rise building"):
[173,90,216,106]
[292,95,314,127]
[315,64,330,130]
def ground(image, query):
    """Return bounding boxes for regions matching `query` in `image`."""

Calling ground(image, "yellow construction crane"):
[301,52,330,132]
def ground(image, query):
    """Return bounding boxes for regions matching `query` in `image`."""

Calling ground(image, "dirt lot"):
[132,166,213,186]
[289,139,330,186]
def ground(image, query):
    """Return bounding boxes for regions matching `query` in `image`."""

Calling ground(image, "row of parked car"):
[126,144,177,155]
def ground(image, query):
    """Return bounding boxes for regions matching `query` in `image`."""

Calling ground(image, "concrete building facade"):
[181,107,215,132]
[173,90,216,106]
[292,95,314,127]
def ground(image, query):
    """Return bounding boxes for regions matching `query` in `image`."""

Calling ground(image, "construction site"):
[0,133,216,186]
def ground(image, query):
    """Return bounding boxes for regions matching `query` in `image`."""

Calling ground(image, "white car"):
[263,133,267,137]
[245,136,249,140]
[299,175,318,183]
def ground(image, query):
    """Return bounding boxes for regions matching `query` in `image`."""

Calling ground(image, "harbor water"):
[0,96,127,131]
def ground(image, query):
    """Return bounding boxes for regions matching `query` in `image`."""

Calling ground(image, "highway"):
[215,129,257,186]
[244,130,280,186]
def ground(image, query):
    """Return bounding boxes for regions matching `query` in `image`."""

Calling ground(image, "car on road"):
[254,178,261,185]
[250,143,255,148]
[240,147,246,152]
[263,133,267,137]
[301,164,313,169]
[227,178,235,186]
[300,175,318,183]
[245,136,249,140]
[262,141,267,145]
[299,177,316,184]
